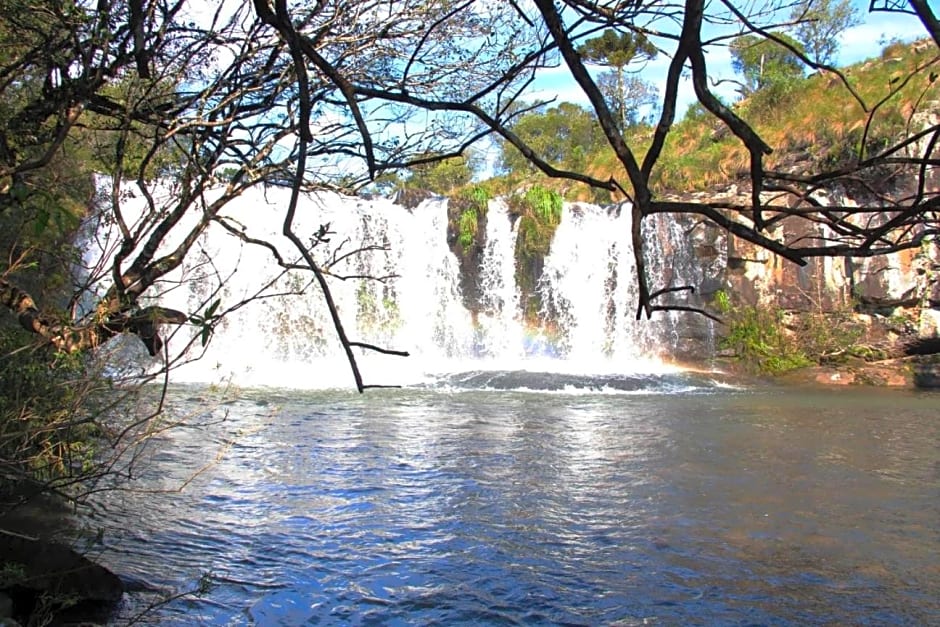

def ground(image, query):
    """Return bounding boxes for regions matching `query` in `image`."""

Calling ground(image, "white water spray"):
[86,185,683,388]
[539,203,653,364]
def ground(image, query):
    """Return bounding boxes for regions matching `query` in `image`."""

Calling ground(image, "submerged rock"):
[775,356,940,389]
[912,358,940,388]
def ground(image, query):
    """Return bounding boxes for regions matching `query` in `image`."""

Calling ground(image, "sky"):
[525,0,936,116]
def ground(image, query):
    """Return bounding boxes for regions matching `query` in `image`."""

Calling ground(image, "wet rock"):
[912,359,940,388]
[0,534,123,622]
[445,194,488,313]
[392,187,436,210]
[813,369,857,386]
[0,592,13,620]
[779,360,916,388]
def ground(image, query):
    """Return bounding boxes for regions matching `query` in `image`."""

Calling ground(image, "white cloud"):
[838,13,928,65]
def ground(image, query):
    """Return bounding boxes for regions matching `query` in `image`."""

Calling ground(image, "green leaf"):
[32,208,50,235]
[11,183,29,202]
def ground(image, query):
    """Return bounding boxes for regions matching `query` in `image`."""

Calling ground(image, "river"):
[89,374,939,625]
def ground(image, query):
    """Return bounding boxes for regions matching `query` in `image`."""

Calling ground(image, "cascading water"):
[85,185,692,389]
[474,198,526,361]
[539,203,653,362]
[641,213,722,359]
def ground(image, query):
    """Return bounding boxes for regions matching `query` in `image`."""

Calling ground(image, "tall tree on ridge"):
[578,29,658,131]
[729,33,806,96]
[790,0,862,64]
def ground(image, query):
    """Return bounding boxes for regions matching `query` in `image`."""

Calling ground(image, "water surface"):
[91,378,940,625]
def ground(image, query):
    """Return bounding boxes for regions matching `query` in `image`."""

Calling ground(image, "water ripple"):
[93,385,940,625]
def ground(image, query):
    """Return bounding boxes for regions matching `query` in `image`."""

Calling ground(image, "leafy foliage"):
[577,29,657,68]
[189,299,222,347]
[457,208,479,249]
[791,309,867,364]
[730,33,805,96]
[0,329,99,484]
[512,185,563,258]
[714,290,873,375]
[461,184,491,212]
[790,0,861,65]
[449,185,490,252]
[500,103,605,176]
[404,155,474,194]
[713,291,812,375]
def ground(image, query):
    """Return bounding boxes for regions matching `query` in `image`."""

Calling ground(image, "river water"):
[89,374,939,625]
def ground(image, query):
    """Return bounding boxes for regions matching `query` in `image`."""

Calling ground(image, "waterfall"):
[475,199,526,361]
[641,212,721,359]
[539,203,654,364]
[85,185,685,388]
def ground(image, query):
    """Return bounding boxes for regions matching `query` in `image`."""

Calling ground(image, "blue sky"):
[525,1,935,115]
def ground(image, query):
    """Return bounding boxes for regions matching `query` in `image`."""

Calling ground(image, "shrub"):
[0,329,99,484]
[714,291,812,375]
[512,185,563,257]
[457,207,478,249]
[453,184,490,251]
[714,290,875,374]
[791,309,866,364]
[881,38,907,60]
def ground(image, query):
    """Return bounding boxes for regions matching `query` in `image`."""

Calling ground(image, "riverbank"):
[778,356,940,389]
[0,482,124,626]
[685,354,940,390]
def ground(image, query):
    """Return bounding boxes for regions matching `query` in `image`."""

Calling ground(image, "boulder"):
[913,359,940,388]
[0,533,123,620]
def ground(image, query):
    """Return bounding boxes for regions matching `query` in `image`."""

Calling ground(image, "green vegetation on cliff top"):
[401,38,937,203]
[650,38,938,195]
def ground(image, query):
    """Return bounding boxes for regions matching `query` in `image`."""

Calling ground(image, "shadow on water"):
[89,381,940,625]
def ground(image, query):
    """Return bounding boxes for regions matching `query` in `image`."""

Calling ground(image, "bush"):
[457,207,478,249]
[714,291,812,375]
[512,185,563,257]
[452,185,490,251]
[881,38,907,60]
[791,309,866,364]
[405,155,473,194]
[0,329,100,487]
[714,291,874,374]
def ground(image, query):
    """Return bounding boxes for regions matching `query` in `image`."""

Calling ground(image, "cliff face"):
[682,104,940,362]
[652,181,940,363]
[723,199,938,318]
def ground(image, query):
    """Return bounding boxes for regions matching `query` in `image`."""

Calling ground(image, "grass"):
[472,38,939,197]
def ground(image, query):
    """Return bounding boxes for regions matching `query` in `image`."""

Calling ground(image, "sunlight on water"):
[162,353,689,391]
[93,386,940,625]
